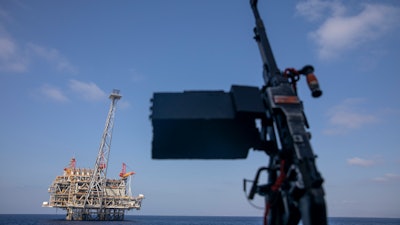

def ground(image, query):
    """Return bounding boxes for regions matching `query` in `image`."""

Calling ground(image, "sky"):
[1,0,400,219]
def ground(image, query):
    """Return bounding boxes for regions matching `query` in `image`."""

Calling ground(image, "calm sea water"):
[0,214,399,225]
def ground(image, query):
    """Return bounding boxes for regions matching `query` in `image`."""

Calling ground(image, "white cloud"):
[0,38,77,74]
[328,109,377,129]
[36,81,108,103]
[296,1,400,59]
[0,28,29,73]
[347,157,376,167]
[0,34,77,74]
[27,43,77,73]
[296,0,345,22]
[69,79,106,102]
[372,173,400,182]
[39,84,69,102]
[0,9,77,74]
[324,98,379,135]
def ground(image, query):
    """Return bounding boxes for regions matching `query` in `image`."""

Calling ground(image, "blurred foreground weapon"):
[150,0,326,224]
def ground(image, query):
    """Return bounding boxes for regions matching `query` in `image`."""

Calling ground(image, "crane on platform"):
[120,163,135,179]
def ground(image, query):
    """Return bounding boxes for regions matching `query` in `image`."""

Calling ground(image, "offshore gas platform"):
[42,90,144,221]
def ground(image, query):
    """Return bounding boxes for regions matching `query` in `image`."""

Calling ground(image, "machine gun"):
[244,1,327,224]
[150,1,327,224]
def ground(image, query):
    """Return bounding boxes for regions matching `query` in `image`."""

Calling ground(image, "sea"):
[0,215,399,225]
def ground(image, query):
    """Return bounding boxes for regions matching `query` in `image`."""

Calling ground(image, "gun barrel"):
[250,0,281,86]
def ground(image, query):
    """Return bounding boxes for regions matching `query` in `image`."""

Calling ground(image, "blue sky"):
[1,0,399,218]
